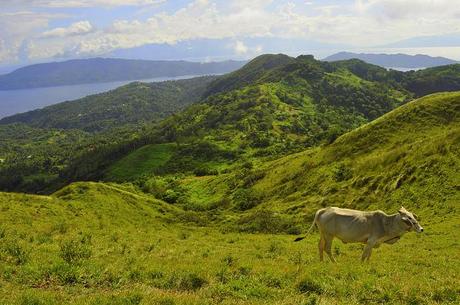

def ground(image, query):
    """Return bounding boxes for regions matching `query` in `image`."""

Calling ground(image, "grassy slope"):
[0,185,458,305]
[104,143,176,181]
[0,92,458,304]
[181,92,459,215]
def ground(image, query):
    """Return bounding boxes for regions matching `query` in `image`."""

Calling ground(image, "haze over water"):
[0,75,198,119]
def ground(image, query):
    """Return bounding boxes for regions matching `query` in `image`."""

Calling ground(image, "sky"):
[1,0,460,68]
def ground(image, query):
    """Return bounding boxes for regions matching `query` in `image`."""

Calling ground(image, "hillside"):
[0,92,458,304]
[0,76,216,132]
[0,58,245,90]
[3,54,460,194]
[134,91,459,220]
[324,52,458,69]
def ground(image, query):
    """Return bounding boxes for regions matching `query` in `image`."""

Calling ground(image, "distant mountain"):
[382,32,460,48]
[323,52,458,69]
[0,58,245,90]
[0,76,216,132]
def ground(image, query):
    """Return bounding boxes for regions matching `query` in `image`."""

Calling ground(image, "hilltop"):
[0,58,245,90]
[324,52,458,69]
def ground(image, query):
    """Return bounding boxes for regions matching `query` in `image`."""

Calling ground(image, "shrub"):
[49,262,79,285]
[236,210,301,234]
[2,240,29,265]
[163,189,180,204]
[334,163,353,181]
[177,273,208,291]
[297,278,324,295]
[193,167,218,176]
[232,188,262,211]
[59,237,91,265]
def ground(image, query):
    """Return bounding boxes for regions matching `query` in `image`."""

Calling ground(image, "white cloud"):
[356,0,460,19]
[234,41,248,54]
[0,0,166,8]
[2,0,460,65]
[41,21,94,38]
[0,11,63,62]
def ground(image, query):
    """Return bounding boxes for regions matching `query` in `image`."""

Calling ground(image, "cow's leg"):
[318,235,325,262]
[361,239,376,262]
[324,236,336,263]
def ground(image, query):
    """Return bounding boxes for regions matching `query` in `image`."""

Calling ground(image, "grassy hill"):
[3,55,460,195]
[0,92,459,304]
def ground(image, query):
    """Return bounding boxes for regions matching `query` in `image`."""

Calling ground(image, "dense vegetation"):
[0,58,245,90]
[2,54,460,195]
[0,92,458,304]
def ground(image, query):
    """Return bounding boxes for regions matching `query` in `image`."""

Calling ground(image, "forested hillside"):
[2,54,460,194]
[0,76,216,132]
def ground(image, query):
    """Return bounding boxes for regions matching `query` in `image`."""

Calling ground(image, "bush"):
[177,273,208,291]
[334,163,353,181]
[59,237,91,265]
[232,188,262,211]
[193,167,218,176]
[2,240,29,265]
[236,210,300,234]
[297,278,324,294]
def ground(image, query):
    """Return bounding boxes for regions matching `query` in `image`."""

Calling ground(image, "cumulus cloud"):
[1,0,166,8]
[1,0,460,65]
[41,21,94,38]
[234,41,248,54]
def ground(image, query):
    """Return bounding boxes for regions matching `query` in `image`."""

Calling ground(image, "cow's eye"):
[403,218,412,226]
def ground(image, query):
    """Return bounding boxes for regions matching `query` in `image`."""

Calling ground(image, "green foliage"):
[4,55,460,196]
[232,188,262,211]
[59,236,92,265]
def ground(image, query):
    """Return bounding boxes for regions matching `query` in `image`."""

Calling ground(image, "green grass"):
[0,92,459,304]
[105,143,176,181]
[0,184,459,304]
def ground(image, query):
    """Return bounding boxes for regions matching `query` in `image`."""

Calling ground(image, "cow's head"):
[399,207,423,233]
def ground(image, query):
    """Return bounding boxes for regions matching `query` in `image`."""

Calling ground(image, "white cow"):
[294,206,423,262]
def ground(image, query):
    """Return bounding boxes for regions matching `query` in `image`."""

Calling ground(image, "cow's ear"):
[399,207,407,214]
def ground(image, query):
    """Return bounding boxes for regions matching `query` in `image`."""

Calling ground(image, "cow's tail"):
[293,209,321,242]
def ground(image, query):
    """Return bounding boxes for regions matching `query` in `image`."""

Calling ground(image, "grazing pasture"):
[0,183,458,305]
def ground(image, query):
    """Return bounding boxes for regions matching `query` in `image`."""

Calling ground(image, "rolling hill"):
[324,52,458,69]
[0,91,458,305]
[2,54,460,195]
[0,58,245,90]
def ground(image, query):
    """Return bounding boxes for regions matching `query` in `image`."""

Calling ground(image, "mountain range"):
[324,52,458,68]
[0,58,245,90]
[1,54,460,194]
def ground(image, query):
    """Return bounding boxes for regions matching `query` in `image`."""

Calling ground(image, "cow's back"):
[316,207,374,243]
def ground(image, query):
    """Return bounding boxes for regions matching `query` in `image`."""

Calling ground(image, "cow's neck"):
[386,214,409,238]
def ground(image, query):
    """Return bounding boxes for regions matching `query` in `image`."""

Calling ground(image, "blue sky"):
[1,0,460,67]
